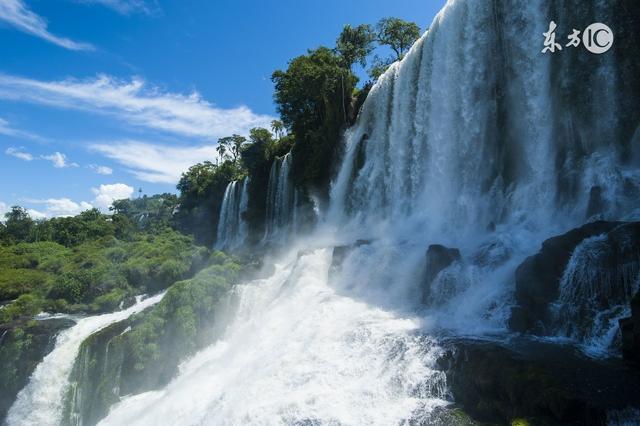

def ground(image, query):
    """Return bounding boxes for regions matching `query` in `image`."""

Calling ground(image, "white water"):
[100,248,448,426]
[265,153,295,242]
[216,177,250,250]
[7,293,164,426]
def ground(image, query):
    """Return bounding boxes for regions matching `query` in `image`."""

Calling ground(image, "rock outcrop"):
[438,338,640,425]
[509,221,632,334]
[422,244,461,304]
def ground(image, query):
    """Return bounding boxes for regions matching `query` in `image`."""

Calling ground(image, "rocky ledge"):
[438,338,640,425]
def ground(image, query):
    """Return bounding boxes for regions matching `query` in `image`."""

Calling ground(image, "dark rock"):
[586,186,605,218]
[422,244,461,304]
[438,338,640,425]
[329,239,371,276]
[0,317,75,421]
[620,291,640,365]
[509,221,623,334]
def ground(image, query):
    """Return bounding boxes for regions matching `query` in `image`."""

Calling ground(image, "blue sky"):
[0,0,445,218]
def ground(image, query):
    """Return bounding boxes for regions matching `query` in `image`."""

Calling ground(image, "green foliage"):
[110,194,179,234]
[0,229,207,324]
[336,24,375,69]
[375,17,421,61]
[2,207,34,244]
[174,160,243,246]
[272,47,357,192]
[217,134,247,163]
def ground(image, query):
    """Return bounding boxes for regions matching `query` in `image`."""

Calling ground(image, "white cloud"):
[41,152,79,168]
[91,140,218,184]
[0,74,274,139]
[76,0,159,15]
[0,201,8,219]
[92,183,134,209]
[5,146,33,161]
[25,198,93,217]
[0,0,93,50]
[0,117,45,141]
[27,208,47,220]
[88,164,113,175]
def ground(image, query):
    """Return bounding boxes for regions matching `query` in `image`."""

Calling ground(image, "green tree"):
[218,135,247,163]
[3,207,34,243]
[270,120,285,139]
[376,18,420,61]
[335,24,375,69]
[215,140,229,162]
[272,47,358,190]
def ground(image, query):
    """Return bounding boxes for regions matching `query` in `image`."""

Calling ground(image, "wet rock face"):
[329,240,371,277]
[422,245,461,304]
[0,318,74,421]
[509,221,624,334]
[438,339,640,425]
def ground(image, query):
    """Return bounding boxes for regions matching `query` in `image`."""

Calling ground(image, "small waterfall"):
[265,153,295,241]
[553,235,640,355]
[6,293,164,426]
[216,177,250,250]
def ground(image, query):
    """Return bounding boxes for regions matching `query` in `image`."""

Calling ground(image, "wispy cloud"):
[0,74,275,139]
[41,151,79,168]
[5,146,34,161]
[75,0,159,16]
[88,164,113,175]
[91,140,218,184]
[0,117,46,141]
[0,0,93,50]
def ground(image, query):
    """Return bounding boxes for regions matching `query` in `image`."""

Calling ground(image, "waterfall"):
[10,0,640,423]
[265,153,295,241]
[329,0,638,238]
[99,248,448,425]
[6,293,164,426]
[215,177,250,250]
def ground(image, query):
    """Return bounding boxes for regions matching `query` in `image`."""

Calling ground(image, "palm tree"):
[271,120,285,139]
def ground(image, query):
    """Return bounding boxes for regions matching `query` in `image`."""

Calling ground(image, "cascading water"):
[264,153,295,242]
[6,293,164,426]
[9,0,640,424]
[552,233,640,355]
[215,177,250,250]
[99,247,448,425]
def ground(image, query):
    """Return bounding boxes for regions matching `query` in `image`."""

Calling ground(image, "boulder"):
[509,221,624,333]
[438,338,640,425]
[329,239,371,276]
[422,244,461,304]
